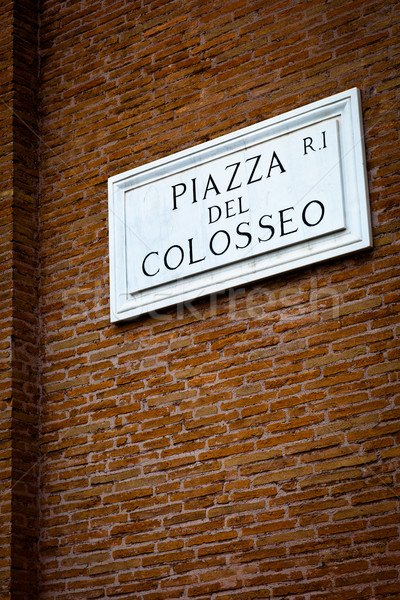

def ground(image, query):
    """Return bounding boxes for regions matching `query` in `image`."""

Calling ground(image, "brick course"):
[1,0,399,598]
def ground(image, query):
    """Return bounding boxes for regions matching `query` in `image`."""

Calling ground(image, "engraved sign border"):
[108,88,372,322]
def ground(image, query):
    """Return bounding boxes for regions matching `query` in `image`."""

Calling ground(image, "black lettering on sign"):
[246,154,263,184]
[225,161,242,191]
[209,230,230,256]
[303,136,315,155]
[188,238,205,265]
[164,245,184,270]
[302,200,325,227]
[235,222,252,249]
[172,183,186,210]
[203,174,221,199]
[267,151,286,177]
[142,252,159,277]
[258,214,274,242]
[279,207,298,236]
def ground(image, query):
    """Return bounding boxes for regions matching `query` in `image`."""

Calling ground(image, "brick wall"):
[11,1,40,596]
[0,2,15,594]
[0,0,40,598]
[5,0,400,598]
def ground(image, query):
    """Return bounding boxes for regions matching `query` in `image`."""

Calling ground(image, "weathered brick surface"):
[0,0,40,598]
[38,0,400,596]
[1,0,400,598]
[0,3,14,595]
[12,0,40,594]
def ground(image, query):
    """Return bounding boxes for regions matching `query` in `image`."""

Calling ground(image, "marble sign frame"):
[108,88,371,322]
